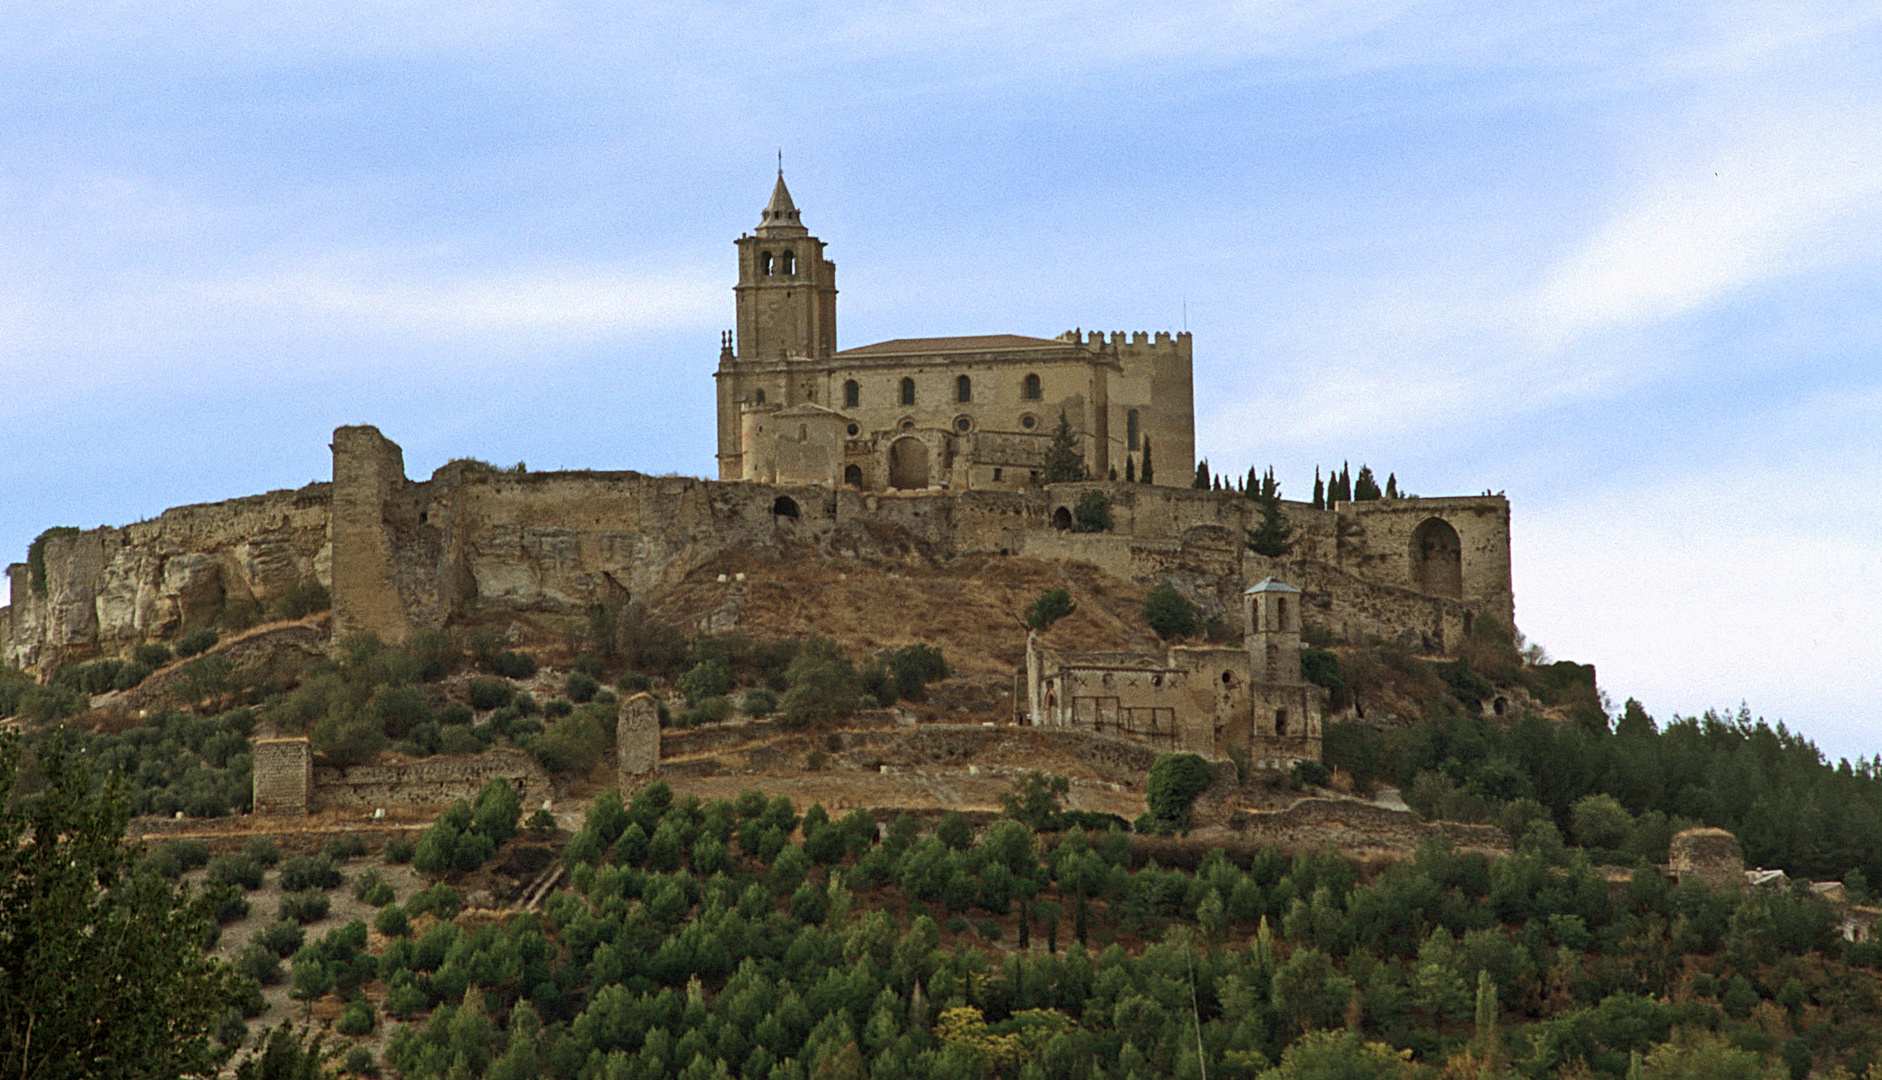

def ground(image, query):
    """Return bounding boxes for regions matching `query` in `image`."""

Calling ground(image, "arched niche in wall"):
[888,436,929,490]
[1411,517,1464,599]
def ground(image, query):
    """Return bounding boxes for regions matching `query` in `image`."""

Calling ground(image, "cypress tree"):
[1245,467,1258,499]
[1337,463,1352,503]
[1044,411,1086,483]
[1139,438,1154,484]
[1353,465,1381,501]
[1124,457,1135,483]
[1312,468,1324,510]
[1385,473,1398,499]
[1193,459,1210,490]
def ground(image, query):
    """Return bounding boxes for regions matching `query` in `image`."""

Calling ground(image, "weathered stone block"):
[253,737,313,815]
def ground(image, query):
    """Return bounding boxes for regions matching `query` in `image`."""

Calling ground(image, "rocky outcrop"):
[3,483,331,672]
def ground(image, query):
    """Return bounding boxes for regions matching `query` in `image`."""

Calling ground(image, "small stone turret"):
[1245,576,1302,683]
[1668,826,1745,892]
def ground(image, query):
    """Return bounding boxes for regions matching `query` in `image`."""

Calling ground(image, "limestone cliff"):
[3,484,331,672]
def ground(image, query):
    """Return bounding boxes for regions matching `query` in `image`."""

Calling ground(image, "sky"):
[2,2,1879,761]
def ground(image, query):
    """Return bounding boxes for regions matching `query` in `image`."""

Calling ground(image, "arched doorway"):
[1052,507,1072,530]
[888,436,929,490]
[843,464,863,488]
[1411,517,1463,598]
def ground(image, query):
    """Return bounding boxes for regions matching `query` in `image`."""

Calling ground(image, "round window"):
[954,416,972,433]
[1020,414,1037,430]
[846,423,859,437]
[901,420,915,433]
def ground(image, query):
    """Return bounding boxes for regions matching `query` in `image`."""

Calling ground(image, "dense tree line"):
[270,775,1882,1079]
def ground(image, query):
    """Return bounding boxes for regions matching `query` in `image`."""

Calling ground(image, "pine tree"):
[1312,468,1324,510]
[1385,473,1398,499]
[1247,475,1293,557]
[1246,467,1258,498]
[1337,463,1352,503]
[1124,457,1135,483]
[1139,438,1154,484]
[1043,411,1085,483]
[1192,459,1210,490]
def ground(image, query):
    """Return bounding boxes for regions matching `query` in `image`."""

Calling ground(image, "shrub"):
[278,854,345,893]
[467,677,514,712]
[404,884,462,921]
[565,671,600,703]
[677,659,733,705]
[205,853,266,891]
[526,808,557,836]
[133,642,173,668]
[544,698,574,718]
[145,838,212,879]
[273,580,332,621]
[242,837,282,867]
[237,945,284,986]
[1143,583,1198,639]
[528,704,613,775]
[373,905,412,938]
[780,639,861,728]
[352,870,396,907]
[742,688,778,717]
[256,919,306,958]
[323,834,370,862]
[1025,588,1077,631]
[492,651,537,679]
[209,886,251,924]
[680,696,731,726]
[343,1047,379,1078]
[1291,760,1331,790]
[617,672,652,694]
[334,1000,375,1037]
[175,628,220,658]
[383,838,415,864]
[1071,491,1112,533]
[279,891,331,924]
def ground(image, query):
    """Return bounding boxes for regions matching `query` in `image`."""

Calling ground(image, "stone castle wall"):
[5,425,1515,681]
[252,737,313,815]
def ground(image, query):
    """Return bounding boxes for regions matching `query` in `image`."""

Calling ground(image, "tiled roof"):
[835,334,1071,356]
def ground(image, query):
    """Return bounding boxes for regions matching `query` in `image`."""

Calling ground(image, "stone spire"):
[756,172,808,237]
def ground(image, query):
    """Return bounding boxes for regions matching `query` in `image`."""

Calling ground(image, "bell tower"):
[733,172,837,362]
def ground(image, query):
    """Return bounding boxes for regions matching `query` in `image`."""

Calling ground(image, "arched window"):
[900,377,916,406]
[754,389,766,404]
[1274,708,1289,736]
[843,380,860,408]
[844,464,863,487]
[760,251,774,276]
[781,250,796,275]
[956,374,972,403]
[1127,409,1140,451]
[1022,373,1042,400]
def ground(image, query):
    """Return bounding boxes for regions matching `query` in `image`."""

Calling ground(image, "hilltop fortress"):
[1,178,1514,767]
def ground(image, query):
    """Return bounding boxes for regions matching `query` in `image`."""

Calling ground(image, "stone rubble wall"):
[311,748,552,811]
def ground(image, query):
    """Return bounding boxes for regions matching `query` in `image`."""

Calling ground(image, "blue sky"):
[3,3,1879,761]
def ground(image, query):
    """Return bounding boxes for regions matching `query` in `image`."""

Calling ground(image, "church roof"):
[835,334,1072,357]
[772,402,848,418]
[1244,576,1300,595]
[756,173,808,237]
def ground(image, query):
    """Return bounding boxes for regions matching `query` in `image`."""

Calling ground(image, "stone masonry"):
[618,693,661,780]
[252,737,313,815]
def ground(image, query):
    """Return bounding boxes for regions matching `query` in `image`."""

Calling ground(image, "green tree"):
[1144,584,1198,640]
[1384,473,1398,499]
[0,734,243,1079]
[1044,412,1086,483]
[1139,437,1154,484]
[1353,466,1381,501]
[999,771,1070,830]
[1254,1030,1418,1079]
[1193,460,1211,490]
[1311,468,1324,510]
[1025,588,1077,631]
[781,638,861,728]
[1248,486,1294,557]
[1570,794,1633,850]
[1071,491,1112,533]
[1146,753,1215,831]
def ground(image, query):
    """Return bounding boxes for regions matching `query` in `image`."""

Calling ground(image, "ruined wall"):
[617,693,660,778]
[3,483,331,673]
[252,737,313,815]
[1228,798,1512,857]
[311,748,551,810]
